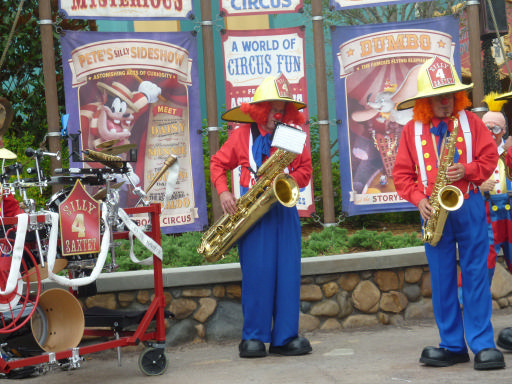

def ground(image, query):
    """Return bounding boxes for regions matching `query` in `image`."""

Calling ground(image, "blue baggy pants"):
[238,203,301,346]
[425,190,495,354]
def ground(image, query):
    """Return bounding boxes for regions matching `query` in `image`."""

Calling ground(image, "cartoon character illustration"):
[361,82,414,126]
[348,64,421,194]
[80,80,161,152]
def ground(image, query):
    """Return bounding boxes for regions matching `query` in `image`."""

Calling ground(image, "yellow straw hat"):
[222,73,306,122]
[396,56,473,110]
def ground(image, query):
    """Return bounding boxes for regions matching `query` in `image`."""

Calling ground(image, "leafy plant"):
[112,225,422,270]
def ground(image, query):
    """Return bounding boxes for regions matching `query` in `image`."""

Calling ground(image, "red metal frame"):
[0,203,164,374]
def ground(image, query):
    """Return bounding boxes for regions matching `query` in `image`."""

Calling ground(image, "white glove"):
[138,81,161,103]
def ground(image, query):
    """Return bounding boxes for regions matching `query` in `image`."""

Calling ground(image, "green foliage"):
[307,117,342,222]
[301,226,422,259]
[201,119,232,224]
[113,225,422,270]
[343,210,420,227]
[346,228,423,250]
[114,230,239,271]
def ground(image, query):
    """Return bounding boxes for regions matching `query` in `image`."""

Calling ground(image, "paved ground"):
[12,308,512,384]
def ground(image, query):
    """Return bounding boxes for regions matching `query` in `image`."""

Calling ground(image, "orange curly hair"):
[239,101,306,126]
[413,91,472,124]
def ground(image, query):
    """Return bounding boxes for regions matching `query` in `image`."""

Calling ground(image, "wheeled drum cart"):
[0,203,169,378]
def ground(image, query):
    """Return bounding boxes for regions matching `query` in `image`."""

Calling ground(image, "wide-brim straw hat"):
[222,74,306,122]
[396,56,473,110]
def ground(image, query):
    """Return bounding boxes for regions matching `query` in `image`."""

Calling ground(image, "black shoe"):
[269,336,312,356]
[239,339,266,358]
[474,348,505,370]
[497,327,512,351]
[419,346,470,367]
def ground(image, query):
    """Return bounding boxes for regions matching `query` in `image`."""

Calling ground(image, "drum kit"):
[0,139,171,377]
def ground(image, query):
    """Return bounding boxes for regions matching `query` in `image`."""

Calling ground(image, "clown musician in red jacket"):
[483,90,512,354]
[210,74,312,358]
[392,57,504,370]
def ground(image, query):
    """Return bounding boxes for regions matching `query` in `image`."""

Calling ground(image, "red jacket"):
[393,111,498,207]
[2,194,23,217]
[211,123,312,195]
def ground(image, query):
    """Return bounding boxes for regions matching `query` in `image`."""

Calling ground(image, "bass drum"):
[46,187,73,213]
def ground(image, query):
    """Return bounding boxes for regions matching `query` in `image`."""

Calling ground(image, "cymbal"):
[24,258,68,282]
[0,147,16,159]
[96,139,120,149]
[93,182,125,201]
[99,143,137,156]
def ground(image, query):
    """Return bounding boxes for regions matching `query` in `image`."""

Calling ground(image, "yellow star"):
[347,48,355,57]
[438,40,446,48]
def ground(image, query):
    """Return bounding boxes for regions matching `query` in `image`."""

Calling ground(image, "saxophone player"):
[485,91,512,354]
[392,57,503,370]
[210,74,312,358]
[478,92,512,281]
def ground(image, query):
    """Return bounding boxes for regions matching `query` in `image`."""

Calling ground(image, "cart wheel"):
[138,347,169,376]
[5,366,37,379]
[0,244,41,333]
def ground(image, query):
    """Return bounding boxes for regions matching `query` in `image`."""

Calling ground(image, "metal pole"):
[311,0,335,225]
[467,0,485,116]
[39,0,62,191]
[200,0,223,222]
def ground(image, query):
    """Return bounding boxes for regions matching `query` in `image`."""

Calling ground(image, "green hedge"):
[113,225,423,271]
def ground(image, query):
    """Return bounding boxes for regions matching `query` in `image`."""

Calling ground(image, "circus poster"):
[221,27,315,217]
[331,16,461,216]
[61,31,207,234]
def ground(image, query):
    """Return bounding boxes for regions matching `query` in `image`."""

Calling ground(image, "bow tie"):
[252,133,272,168]
[430,120,449,137]
[429,119,459,164]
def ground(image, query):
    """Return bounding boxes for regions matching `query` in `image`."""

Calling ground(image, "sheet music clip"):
[271,123,307,154]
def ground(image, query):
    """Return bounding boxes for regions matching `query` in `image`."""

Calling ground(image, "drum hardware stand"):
[29,213,46,268]
[114,329,122,366]
[24,148,61,194]
[105,180,120,272]
[68,133,82,162]
[0,163,21,185]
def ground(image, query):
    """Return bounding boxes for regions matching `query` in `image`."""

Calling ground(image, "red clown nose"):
[440,97,449,105]
[273,113,283,120]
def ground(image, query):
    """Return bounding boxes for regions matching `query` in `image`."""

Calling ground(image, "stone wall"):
[72,247,512,347]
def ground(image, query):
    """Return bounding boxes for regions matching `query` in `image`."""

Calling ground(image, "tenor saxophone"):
[197,148,300,263]
[422,116,464,246]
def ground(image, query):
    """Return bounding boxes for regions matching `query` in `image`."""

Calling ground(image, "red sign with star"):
[59,180,101,256]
